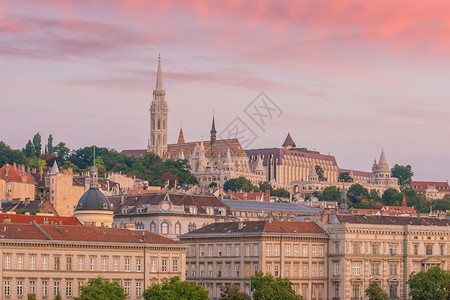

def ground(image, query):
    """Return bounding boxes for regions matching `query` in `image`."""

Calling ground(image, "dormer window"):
[103,203,108,209]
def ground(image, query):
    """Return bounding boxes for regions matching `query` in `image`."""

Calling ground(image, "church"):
[122,55,265,187]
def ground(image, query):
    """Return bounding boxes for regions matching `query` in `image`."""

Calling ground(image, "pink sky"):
[1,0,450,181]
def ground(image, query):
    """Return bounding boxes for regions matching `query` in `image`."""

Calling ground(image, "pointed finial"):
[155,54,163,91]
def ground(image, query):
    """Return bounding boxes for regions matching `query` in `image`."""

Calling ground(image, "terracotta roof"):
[0,163,36,184]
[410,181,450,192]
[182,220,326,236]
[0,213,81,225]
[177,128,185,144]
[225,192,264,201]
[380,205,416,215]
[0,223,179,244]
[165,138,247,158]
[120,149,147,158]
[335,214,450,226]
[245,148,338,166]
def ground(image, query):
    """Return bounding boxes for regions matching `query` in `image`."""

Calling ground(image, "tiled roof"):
[165,138,247,158]
[0,223,179,245]
[339,169,372,178]
[381,205,416,215]
[225,192,264,201]
[335,214,450,226]
[111,193,232,216]
[245,148,338,166]
[410,181,450,192]
[0,163,36,184]
[182,220,326,236]
[223,199,324,214]
[120,149,147,158]
[0,213,81,225]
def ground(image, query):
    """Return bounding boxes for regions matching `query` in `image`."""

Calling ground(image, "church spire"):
[210,114,217,145]
[155,53,163,91]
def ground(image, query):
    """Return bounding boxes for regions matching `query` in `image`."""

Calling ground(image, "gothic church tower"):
[148,54,168,157]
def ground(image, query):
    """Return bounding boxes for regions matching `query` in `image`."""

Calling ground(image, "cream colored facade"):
[47,168,85,217]
[0,226,186,300]
[181,221,328,300]
[322,215,450,300]
[0,164,35,202]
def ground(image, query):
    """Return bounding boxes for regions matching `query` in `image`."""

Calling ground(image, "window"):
[390,244,398,255]
[389,282,398,299]
[151,259,157,272]
[136,282,142,296]
[114,258,119,271]
[312,246,317,257]
[173,259,178,272]
[30,256,36,270]
[200,264,205,277]
[413,262,419,273]
[254,245,258,256]
[334,282,340,298]
[389,263,398,276]
[66,257,72,270]
[90,257,96,271]
[43,256,49,270]
[267,245,272,256]
[334,261,340,276]
[246,245,251,256]
[352,283,362,299]
[150,222,156,233]
[4,280,10,296]
[54,281,60,296]
[302,265,308,277]
[303,246,308,257]
[274,264,279,277]
[235,264,240,277]
[66,281,72,296]
[372,243,380,255]
[4,255,10,269]
[17,280,23,296]
[125,258,130,272]
[42,281,48,296]
[162,259,167,272]
[78,257,84,271]
[200,246,205,257]
[285,264,290,277]
[208,263,213,277]
[441,244,445,255]
[29,280,36,295]
[274,245,279,256]
[209,245,213,257]
[161,222,169,235]
[414,244,418,255]
[312,264,316,277]
[17,255,24,270]
[227,245,231,256]
[267,264,271,274]
[124,282,130,296]
[136,258,142,272]
[319,246,324,257]
[285,245,291,257]
[352,262,361,275]
[254,264,258,274]
[426,245,433,255]
[175,223,181,235]
[235,245,240,256]
[353,243,361,254]
[54,256,60,270]
[226,264,231,277]
[294,264,299,277]
[334,242,339,253]
[294,245,299,257]
[371,263,380,276]
[102,257,108,271]
[216,245,222,257]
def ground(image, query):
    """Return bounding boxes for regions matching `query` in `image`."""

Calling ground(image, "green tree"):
[259,181,273,193]
[143,276,209,300]
[391,164,414,189]
[272,188,290,198]
[368,189,381,201]
[22,140,34,157]
[224,177,258,192]
[220,284,251,300]
[54,291,62,300]
[315,165,327,181]
[74,277,126,300]
[26,156,47,170]
[318,186,341,202]
[251,272,302,300]
[32,132,42,157]
[347,184,369,206]
[27,293,36,300]
[382,188,403,206]
[209,182,218,188]
[338,172,354,182]
[407,266,450,300]
[46,134,54,154]
[0,141,27,166]
[55,142,70,160]
[365,282,389,300]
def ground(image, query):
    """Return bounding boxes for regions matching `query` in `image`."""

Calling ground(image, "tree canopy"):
[223,176,258,192]
[391,164,414,188]
[220,284,251,300]
[338,172,354,182]
[250,272,302,300]
[407,266,450,300]
[143,276,209,300]
[365,282,389,300]
[74,277,126,300]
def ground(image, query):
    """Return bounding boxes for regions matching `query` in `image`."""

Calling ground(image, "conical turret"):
[50,160,59,175]
[308,165,318,182]
[155,53,163,91]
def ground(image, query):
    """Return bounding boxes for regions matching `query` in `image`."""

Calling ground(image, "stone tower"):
[210,115,217,145]
[148,54,168,157]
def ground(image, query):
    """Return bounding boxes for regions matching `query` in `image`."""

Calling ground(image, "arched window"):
[161,222,169,235]
[152,119,155,129]
[158,119,161,129]
[152,134,155,145]
[175,222,181,235]
[150,222,156,233]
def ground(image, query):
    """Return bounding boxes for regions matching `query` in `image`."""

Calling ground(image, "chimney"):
[321,212,329,223]
[264,189,271,202]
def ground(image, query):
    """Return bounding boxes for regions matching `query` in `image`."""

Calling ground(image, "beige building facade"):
[180,220,328,300]
[322,214,450,300]
[0,163,36,202]
[0,223,186,300]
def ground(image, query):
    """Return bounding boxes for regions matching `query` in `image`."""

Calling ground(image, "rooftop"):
[334,214,450,226]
